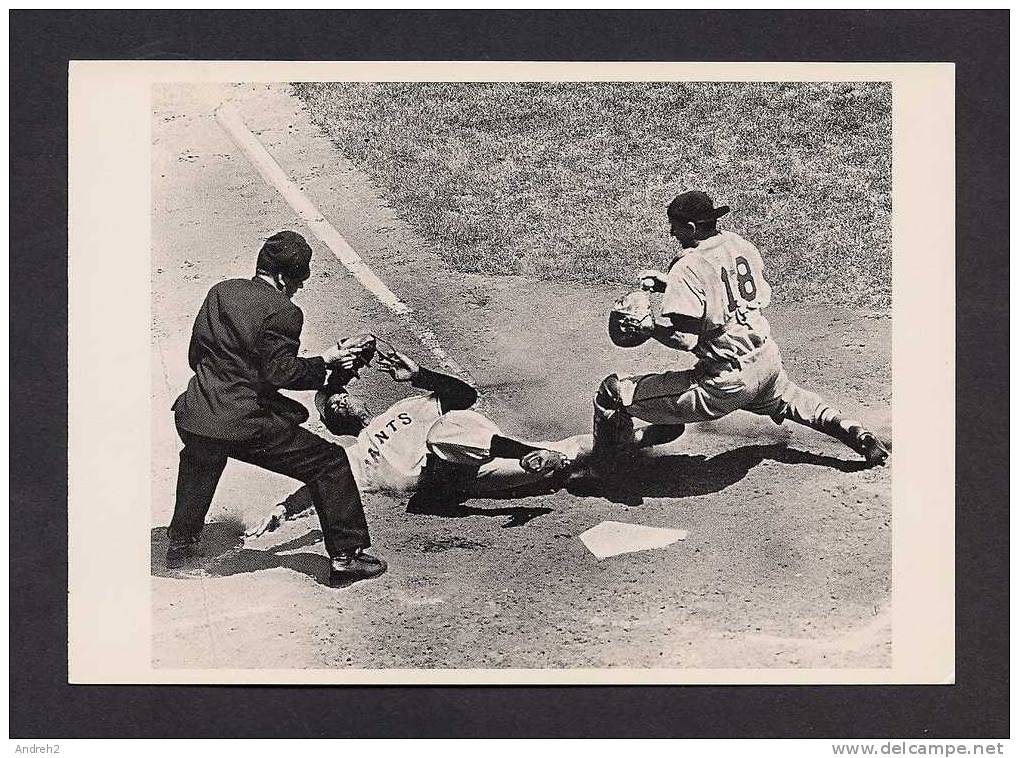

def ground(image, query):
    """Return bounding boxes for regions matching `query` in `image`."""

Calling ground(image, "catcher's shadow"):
[569,443,869,506]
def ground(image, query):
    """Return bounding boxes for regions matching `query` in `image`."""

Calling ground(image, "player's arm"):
[490,435,569,475]
[651,314,701,352]
[656,262,705,352]
[637,269,668,293]
[377,347,479,412]
[412,367,478,412]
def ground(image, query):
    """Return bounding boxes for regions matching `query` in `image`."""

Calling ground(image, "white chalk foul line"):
[215,105,472,381]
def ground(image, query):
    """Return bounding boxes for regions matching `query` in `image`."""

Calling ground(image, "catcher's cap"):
[256,230,313,281]
[667,191,730,224]
[339,333,377,367]
[373,336,399,361]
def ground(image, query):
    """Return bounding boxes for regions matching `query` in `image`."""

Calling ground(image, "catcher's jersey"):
[661,230,773,368]
[347,393,444,493]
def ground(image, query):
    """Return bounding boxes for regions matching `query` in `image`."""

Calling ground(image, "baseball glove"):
[608,290,655,347]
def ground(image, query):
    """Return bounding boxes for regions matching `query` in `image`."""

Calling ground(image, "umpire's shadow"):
[152,522,333,586]
[570,443,869,506]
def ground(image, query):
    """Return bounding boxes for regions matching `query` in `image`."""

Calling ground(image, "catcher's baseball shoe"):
[851,430,890,467]
[165,535,202,569]
[328,549,387,587]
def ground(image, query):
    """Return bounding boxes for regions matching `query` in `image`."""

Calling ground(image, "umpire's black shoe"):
[852,430,890,467]
[165,535,202,569]
[328,549,387,587]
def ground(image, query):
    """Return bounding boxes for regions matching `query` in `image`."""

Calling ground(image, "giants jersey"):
[660,230,773,368]
[346,392,444,493]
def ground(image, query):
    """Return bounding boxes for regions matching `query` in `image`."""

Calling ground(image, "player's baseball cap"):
[667,191,730,224]
[256,230,313,281]
[339,333,377,367]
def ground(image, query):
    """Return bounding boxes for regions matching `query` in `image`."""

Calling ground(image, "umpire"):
[167,230,386,586]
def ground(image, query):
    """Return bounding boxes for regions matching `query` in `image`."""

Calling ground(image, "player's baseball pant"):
[426,410,590,494]
[616,339,830,428]
[169,424,369,556]
[277,410,587,515]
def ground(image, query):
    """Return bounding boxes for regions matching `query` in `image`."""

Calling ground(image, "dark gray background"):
[9,9,1008,738]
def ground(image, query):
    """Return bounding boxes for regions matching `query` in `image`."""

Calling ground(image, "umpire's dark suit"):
[169,276,369,556]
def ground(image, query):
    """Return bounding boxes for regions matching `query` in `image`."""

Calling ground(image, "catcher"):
[592,190,890,475]
[246,336,594,537]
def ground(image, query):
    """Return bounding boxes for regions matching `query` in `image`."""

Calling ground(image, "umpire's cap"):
[667,191,730,224]
[256,231,313,281]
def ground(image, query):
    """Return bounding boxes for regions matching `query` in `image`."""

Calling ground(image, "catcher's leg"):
[757,379,889,466]
[634,424,686,449]
[590,374,637,476]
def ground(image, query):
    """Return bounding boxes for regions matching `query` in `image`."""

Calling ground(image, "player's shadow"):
[151,521,334,586]
[406,492,553,528]
[570,443,869,506]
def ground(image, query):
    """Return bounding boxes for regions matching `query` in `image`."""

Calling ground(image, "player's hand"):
[376,349,419,382]
[519,449,570,475]
[637,270,668,293]
[245,504,287,539]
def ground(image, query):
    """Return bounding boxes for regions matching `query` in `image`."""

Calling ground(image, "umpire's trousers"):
[168,424,369,557]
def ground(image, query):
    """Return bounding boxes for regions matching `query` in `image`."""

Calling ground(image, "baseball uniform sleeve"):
[411,366,478,412]
[256,306,327,391]
[661,259,707,332]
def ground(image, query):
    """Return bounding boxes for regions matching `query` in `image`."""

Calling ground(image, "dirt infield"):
[151,83,891,670]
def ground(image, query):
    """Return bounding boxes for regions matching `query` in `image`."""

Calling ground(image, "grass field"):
[293,81,891,309]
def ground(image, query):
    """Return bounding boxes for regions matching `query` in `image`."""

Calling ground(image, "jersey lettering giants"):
[661,230,773,369]
[347,393,443,493]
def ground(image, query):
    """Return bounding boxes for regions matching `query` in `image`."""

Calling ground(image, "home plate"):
[579,521,688,560]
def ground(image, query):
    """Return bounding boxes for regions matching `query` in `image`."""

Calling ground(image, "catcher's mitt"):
[608,290,654,347]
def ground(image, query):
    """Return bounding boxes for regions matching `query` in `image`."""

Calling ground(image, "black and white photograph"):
[147,77,894,672]
[14,7,1010,744]
[64,58,958,688]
